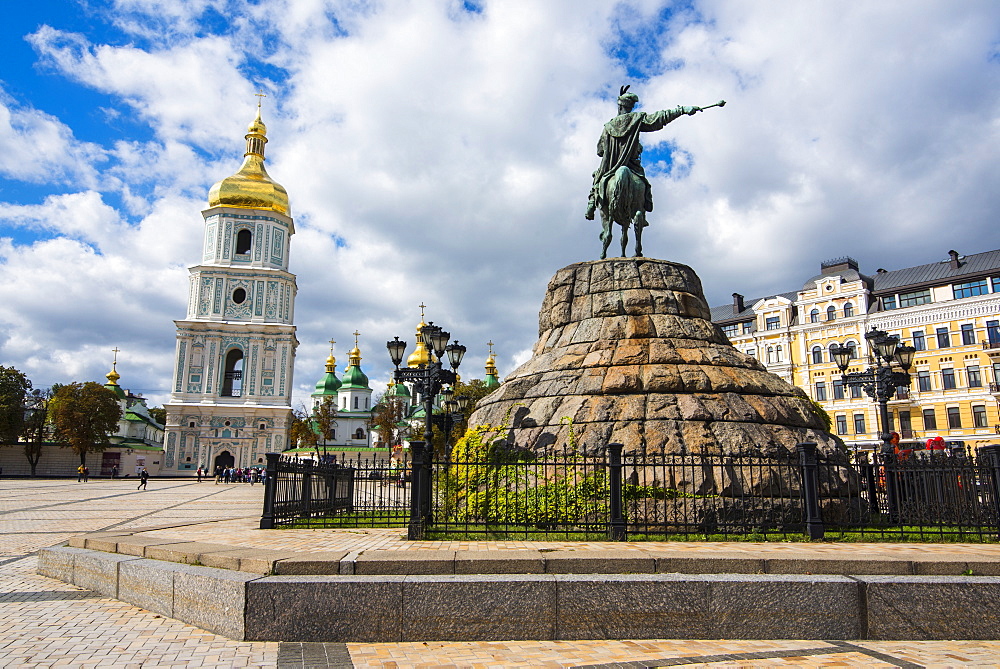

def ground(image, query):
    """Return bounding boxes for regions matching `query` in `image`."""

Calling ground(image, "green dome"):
[341,364,370,390]
[312,355,341,396]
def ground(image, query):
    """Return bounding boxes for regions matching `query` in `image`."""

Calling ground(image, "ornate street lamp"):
[386,321,466,455]
[831,327,915,455]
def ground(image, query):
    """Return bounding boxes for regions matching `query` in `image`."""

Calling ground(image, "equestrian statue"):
[586,86,724,259]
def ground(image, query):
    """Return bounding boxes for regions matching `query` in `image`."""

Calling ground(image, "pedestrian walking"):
[197,467,203,483]
[111,465,118,479]
[83,466,89,482]
[137,468,149,490]
[77,464,84,482]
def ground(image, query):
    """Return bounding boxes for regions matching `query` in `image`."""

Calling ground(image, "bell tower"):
[163,101,298,474]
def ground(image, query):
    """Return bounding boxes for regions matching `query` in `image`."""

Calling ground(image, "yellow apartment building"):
[712,249,1000,452]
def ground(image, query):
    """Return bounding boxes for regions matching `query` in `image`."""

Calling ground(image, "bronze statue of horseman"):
[587,86,724,259]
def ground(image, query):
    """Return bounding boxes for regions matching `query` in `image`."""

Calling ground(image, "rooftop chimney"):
[948,250,960,269]
[733,292,745,314]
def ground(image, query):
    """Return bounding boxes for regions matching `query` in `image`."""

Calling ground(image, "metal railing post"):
[301,459,314,519]
[797,442,824,540]
[408,441,426,540]
[608,443,626,541]
[980,445,1000,540]
[259,452,280,529]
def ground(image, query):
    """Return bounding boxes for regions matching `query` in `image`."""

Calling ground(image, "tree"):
[148,406,167,425]
[0,366,31,445]
[368,392,410,450]
[288,404,319,452]
[22,388,52,476]
[313,397,338,458]
[49,382,122,467]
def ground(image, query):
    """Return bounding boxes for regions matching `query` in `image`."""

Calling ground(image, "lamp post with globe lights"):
[830,328,916,455]
[386,322,466,538]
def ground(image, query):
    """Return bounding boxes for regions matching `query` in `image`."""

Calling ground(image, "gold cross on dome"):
[112,347,120,363]
[328,338,336,355]
[418,303,427,320]
[353,330,361,347]
[255,89,266,108]
[487,340,494,357]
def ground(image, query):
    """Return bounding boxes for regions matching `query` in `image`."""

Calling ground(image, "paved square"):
[4,477,1000,667]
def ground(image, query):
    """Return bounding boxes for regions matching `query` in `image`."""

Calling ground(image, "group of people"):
[212,466,266,485]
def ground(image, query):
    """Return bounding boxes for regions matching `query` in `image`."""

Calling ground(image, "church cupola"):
[104,347,126,400]
[312,340,342,406]
[207,100,290,215]
[484,340,501,390]
[339,331,373,413]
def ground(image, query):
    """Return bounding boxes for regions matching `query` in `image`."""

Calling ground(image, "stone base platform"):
[38,524,1000,643]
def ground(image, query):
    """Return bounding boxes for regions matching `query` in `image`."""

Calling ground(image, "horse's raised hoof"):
[635,253,644,258]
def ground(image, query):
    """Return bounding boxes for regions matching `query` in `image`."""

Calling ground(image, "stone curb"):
[38,545,1000,642]
[64,531,1000,577]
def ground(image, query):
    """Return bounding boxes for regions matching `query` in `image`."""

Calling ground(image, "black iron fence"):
[261,443,1000,542]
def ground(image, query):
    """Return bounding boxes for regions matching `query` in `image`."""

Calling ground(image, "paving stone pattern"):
[6,478,1000,667]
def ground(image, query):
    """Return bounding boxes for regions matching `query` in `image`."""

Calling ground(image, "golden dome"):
[406,320,431,368]
[207,106,290,215]
[325,354,337,373]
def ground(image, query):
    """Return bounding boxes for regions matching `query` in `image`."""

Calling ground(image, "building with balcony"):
[712,249,1000,451]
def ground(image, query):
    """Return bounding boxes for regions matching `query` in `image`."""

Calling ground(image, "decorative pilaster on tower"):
[163,100,298,475]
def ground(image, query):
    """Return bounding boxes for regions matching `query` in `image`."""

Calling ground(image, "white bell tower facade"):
[164,104,298,474]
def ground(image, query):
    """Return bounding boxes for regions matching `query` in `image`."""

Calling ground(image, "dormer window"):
[765,316,780,330]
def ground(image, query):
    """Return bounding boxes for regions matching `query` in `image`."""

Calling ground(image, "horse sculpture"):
[598,165,647,260]
[587,86,724,260]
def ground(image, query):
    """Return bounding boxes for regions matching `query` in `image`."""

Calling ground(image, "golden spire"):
[349,330,362,365]
[106,347,121,385]
[325,338,336,373]
[206,95,289,215]
[485,340,498,377]
[406,304,431,368]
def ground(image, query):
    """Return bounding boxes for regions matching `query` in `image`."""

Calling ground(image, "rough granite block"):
[144,542,237,564]
[454,550,545,574]
[37,545,82,582]
[246,575,403,642]
[68,535,88,548]
[199,548,300,574]
[860,575,1000,640]
[653,553,764,574]
[84,536,128,553]
[555,574,710,640]
[402,575,556,641]
[764,558,909,575]
[273,551,349,575]
[355,550,456,575]
[172,563,260,640]
[113,536,180,556]
[73,550,141,597]
[966,560,1000,576]
[910,559,973,575]
[118,558,177,617]
[544,550,655,574]
[708,574,860,639]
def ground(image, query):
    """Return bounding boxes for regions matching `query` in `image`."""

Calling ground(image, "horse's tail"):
[609,166,643,226]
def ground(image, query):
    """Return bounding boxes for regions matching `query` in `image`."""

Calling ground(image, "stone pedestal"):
[470,258,840,453]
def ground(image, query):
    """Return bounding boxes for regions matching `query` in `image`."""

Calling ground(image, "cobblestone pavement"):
[5,478,1000,668]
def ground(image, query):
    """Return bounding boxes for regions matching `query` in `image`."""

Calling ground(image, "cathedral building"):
[163,104,298,474]
[308,336,374,450]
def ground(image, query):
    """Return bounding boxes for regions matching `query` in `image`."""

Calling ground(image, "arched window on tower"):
[810,309,819,323]
[826,306,836,321]
[843,302,854,318]
[812,346,823,364]
[221,349,244,397]
[235,229,252,255]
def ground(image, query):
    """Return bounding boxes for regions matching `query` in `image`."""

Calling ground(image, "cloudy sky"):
[1,0,998,409]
